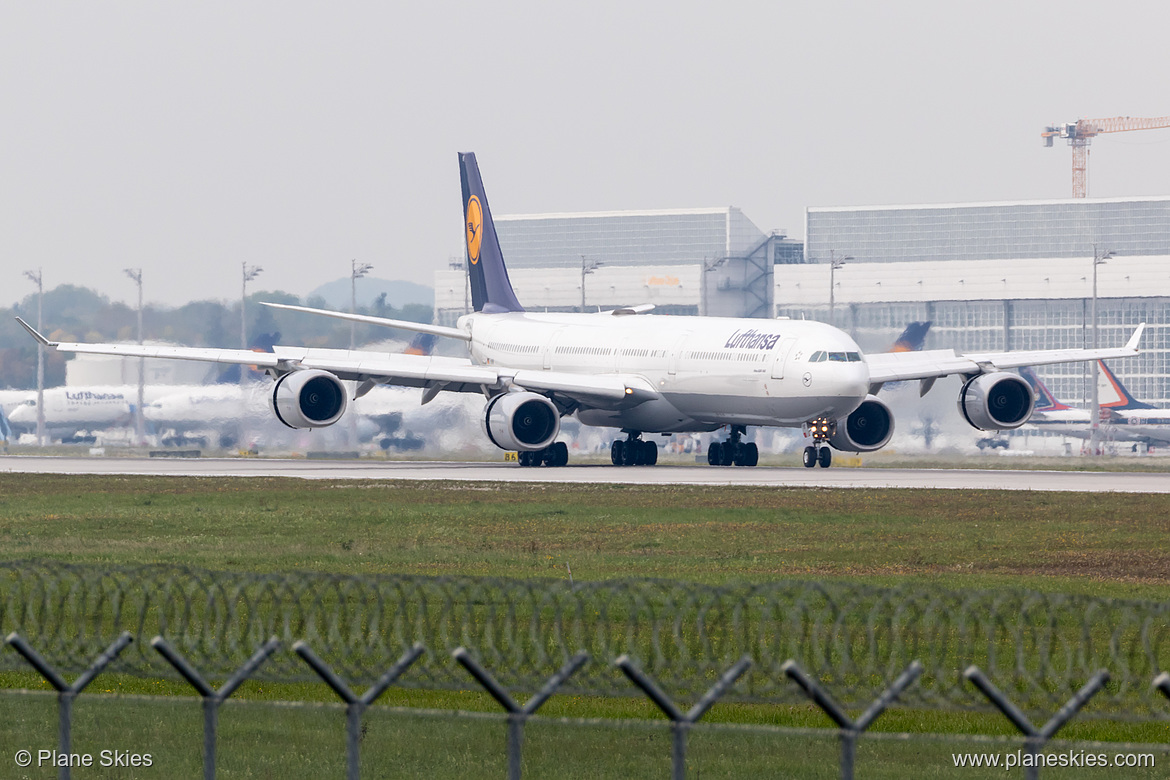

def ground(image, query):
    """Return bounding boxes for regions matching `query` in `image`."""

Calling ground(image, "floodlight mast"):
[123,268,144,445]
[1088,245,1114,456]
[350,260,374,349]
[22,269,45,446]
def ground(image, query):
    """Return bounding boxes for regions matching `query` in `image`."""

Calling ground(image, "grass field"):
[2,472,1169,766]
[2,473,1168,598]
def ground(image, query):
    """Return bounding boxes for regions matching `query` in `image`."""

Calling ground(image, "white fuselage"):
[459,311,871,433]
[7,386,136,433]
[1028,407,1170,446]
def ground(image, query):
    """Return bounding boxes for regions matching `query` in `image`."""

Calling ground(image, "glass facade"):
[495,209,762,269]
[807,198,1170,264]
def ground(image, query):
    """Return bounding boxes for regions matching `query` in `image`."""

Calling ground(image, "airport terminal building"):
[434,196,1170,408]
[434,208,800,323]
[785,196,1170,407]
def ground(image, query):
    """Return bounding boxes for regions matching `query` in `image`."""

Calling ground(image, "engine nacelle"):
[828,394,894,452]
[271,369,348,429]
[957,372,1035,431]
[483,392,560,451]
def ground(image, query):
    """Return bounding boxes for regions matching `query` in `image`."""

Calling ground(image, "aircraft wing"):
[16,318,659,408]
[865,323,1145,384]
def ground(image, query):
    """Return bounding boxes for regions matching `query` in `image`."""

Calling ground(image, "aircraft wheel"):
[719,442,735,466]
[551,441,569,467]
[623,440,640,466]
[733,442,747,466]
[611,440,624,466]
[802,446,817,468]
[744,443,759,467]
[519,451,532,467]
[818,447,832,468]
[707,442,720,466]
[642,440,658,466]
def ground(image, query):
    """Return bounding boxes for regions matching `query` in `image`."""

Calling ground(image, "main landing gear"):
[611,432,658,466]
[707,425,759,467]
[802,417,834,469]
[518,441,569,467]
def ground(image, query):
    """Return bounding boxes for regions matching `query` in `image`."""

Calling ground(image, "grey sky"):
[3,1,1169,308]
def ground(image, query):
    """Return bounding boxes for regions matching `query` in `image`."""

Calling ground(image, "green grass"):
[2,474,1169,599]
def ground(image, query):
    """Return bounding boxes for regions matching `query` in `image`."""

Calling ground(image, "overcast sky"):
[3,1,1169,308]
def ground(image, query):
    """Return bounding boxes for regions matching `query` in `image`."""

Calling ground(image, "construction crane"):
[1042,116,1170,198]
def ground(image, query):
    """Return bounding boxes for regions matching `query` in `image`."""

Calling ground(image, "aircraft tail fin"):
[0,406,11,442]
[215,332,280,384]
[459,152,524,314]
[1018,366,1072,412]
[403,332,437,356]
[889,321,931,352]
[1098,361,1155,410]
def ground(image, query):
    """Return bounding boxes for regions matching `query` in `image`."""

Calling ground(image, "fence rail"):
[2,560,1170,719]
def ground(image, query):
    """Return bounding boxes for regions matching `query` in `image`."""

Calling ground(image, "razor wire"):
[2,559,1170,719]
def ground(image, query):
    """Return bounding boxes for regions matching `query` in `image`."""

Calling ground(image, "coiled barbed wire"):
[2,560,1168,719]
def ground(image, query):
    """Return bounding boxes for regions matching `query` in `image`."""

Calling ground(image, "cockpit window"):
[828,352,848,362]
[847,352,862,362]
[809,351,825,362]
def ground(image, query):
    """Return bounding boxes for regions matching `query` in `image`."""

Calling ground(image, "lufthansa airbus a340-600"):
[18,153,1146,468]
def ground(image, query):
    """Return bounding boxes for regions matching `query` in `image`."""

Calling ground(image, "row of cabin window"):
[686,351,768,362]
[488,343,540,354]
[808,351,863,363]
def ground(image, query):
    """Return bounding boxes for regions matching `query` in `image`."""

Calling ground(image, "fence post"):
[781,659,922,780]
[964,666,1110,780]
[151,635,280,780]
[5,631,134,780]
[452,647,589,780]
[295,641,425,780]
[616,654,752,780]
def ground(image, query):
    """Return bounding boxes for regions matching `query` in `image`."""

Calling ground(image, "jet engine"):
[272,369,348,429]
[828,394,894,452]
[957,372,1035,431]
[483,392,560,451]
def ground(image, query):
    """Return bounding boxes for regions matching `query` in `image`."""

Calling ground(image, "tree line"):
[0,285,432,390]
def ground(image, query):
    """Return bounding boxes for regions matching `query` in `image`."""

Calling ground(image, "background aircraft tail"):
[215,332,280,384]
[1098,361,1155,410]
[403,332,437,356]
[1018,366,1071,412]
[459,152,525,314]
[889,321,931,352]
[0,406,11,442]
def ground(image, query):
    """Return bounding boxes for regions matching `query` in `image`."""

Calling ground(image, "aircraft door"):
[770,338,797,379]
[668,333,692,376]
[543,328,566,370]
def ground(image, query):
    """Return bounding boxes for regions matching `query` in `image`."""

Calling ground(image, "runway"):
[1,455,1167,493]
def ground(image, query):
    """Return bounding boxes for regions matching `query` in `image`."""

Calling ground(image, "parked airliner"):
[16,153,1145,468]
[1022,363,1170,447]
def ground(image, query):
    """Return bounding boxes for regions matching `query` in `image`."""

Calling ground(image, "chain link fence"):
[3,559,1170,718]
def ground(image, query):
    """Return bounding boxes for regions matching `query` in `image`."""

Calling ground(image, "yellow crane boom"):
[1042,115,1170,198]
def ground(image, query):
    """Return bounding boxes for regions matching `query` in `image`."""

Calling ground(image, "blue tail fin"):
[1018,366,1071,412]
[889,321,931,353]
[459,152,524,313]
[1098,361,1155,410]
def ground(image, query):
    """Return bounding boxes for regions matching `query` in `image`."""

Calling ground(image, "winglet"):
[14,317,57,347]
[1125,323,1146,352]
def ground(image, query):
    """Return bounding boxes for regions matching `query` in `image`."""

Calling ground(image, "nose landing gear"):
[707,425,759,467]
[611,431,659,466]
[802,417,834,468]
